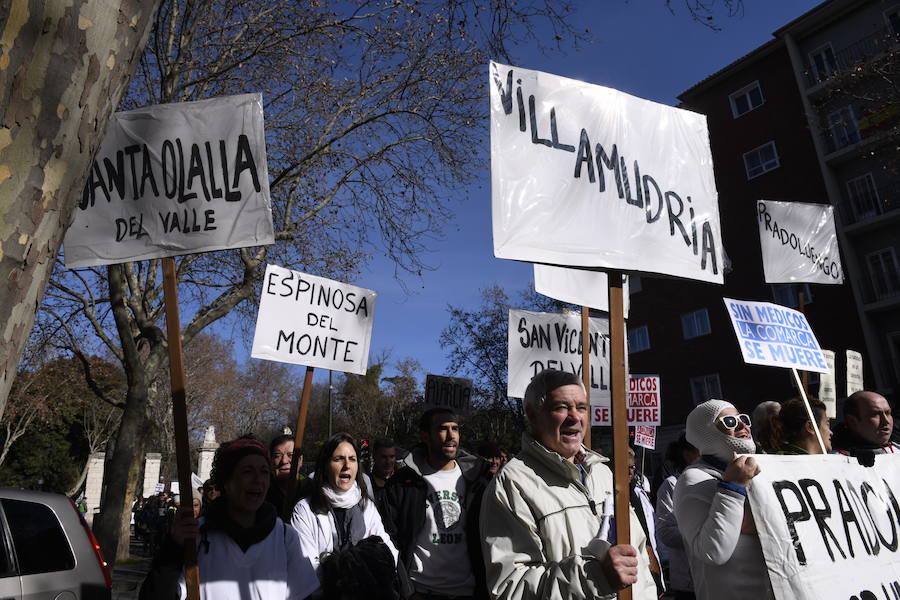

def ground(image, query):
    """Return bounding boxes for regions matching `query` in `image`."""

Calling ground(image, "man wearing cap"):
[480,369,657,600]
[674,399,772,600]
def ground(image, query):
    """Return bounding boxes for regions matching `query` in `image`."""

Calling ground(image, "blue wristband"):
[717,480,747,497]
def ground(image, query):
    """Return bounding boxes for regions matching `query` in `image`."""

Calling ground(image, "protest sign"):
[591,374,661,426]
[634,426,656,450]
[424,375,473,415]
[490,61,723,284]
[757,200,844,285]
[847,350,864,396]
[819,350,837,418]
[65,93,274,267]
[749,454,900,600]
[723,298,829,374]
[533,264,630,315]
[251,265,376,375]
[507,309,611,402]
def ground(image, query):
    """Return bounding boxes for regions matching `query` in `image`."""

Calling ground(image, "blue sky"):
[237,1,825,385]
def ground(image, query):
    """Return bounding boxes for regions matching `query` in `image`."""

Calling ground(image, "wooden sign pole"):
[581,306,592,450]
[161,257,200,600]
[792,368,827,454]
[608,271,632,600]
[283,365,315,521]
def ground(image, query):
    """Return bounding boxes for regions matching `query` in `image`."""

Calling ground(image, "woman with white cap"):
[673,399,773,600]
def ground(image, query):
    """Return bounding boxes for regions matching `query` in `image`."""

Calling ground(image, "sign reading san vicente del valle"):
[64,93,274,268]
[490,61,723,284]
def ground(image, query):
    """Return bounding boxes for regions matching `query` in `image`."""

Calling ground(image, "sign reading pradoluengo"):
[64,93,274,268]
[591,374,661,426]
[490,61,723,284]
[756,200,843,285]
[507,309,612,403]
[749,454,900,600]
[724,298,829,374]
[251,265,376,375]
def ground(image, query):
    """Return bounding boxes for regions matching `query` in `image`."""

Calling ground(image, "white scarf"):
[322,480,361,509]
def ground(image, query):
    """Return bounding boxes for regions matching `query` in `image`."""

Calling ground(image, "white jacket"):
[480,434,658,600]
[654,475,692,592]
[674,459,773,600]
[291,496,399,571]
[177,519,319,600]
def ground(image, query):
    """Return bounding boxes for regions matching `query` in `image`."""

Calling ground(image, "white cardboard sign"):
[251,265,376,375]
[846,350,865,397]
[507,308,610,403]
[819,350,837,418]
[591,374,661,426]
[65,93,274,267]
[749,454,900,600]
[723,298,829,374]
[757,200,843,284]
[490,61,723,284]
[634,425,656,450]
[533,264,630,315]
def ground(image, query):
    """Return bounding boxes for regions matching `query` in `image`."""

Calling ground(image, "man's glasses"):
[717,414,751,430]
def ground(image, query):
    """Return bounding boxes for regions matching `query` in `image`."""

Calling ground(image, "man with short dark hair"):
[832,390,898,456]
[383,408,491,600]
[480,369,657,600]
[371,437,398,489]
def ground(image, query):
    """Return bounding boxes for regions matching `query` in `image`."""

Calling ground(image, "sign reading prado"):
[251,265,376,375]
[756,200,843,284]
[64,93,274,268]
[490,61,723,283]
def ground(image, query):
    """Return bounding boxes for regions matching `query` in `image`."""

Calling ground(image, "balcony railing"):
[803,28,900,88]
[821,104,900,155]
[837,180,900,226]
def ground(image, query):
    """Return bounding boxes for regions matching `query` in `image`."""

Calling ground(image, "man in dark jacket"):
[382,407,491,600]
[832,390,899,462]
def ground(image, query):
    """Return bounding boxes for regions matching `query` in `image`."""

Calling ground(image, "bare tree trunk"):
[0,0,160,420]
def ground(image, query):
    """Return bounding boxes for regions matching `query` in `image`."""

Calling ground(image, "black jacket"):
[381,446,490,600]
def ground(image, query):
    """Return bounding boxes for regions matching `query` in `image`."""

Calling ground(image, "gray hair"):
[523,369,585,415]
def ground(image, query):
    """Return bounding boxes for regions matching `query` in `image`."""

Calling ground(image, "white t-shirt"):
[409,464,474,596]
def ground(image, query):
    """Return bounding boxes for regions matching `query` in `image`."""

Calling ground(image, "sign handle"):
[161,257,200,600]
[283,366,314,521]
[797,290,809,395]
[608,272,632,600]
[792,368,827,454]
[581,306,592,450]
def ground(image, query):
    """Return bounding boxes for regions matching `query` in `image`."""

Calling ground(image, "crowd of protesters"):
[137,368,898,599]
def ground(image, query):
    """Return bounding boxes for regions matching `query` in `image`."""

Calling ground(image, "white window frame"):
[743,141,780,180]
[866,248,900,300]
[627,325,650,354]
[809,43,837,82]
[846,173,881,220]
[690,373,722,405]
[826,106,861,150]
[681,308,711,340]
[728,81,765,118]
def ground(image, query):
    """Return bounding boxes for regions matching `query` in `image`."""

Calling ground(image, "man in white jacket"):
[480,369,658,600]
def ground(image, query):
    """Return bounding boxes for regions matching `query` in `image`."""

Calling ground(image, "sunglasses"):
[717,414,751,430]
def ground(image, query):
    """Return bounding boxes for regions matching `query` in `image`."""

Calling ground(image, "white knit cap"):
[686,399,756,462]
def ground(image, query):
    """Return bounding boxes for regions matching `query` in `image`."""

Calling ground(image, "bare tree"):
[0,0,160,420]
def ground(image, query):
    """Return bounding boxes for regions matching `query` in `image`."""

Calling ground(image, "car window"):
[2,499,75,575]
[0,522,14,577]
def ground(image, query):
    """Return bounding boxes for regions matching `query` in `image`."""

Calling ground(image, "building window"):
[681,309,711,340]
[743,141,779,180]
[826,106,860,151]
[810,43,837,82]
[729,81,765,118]
[690,373,722,405]
[628,276,642,295]
[846,173,880,220]
[772,284,813,308]
[886,6,900,35]
[628,325,650,353]
[867,248,900,300]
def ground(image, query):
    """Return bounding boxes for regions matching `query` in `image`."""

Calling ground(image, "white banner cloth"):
[251,265,376,375]
[491,61,723,284]
[533,264,630,315]
[507,309,610,402]
[749,454,900,600]
[757,200,843,284]
[724,297,829,374]
[65,93,274,267]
